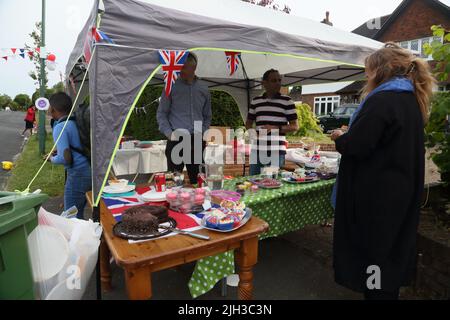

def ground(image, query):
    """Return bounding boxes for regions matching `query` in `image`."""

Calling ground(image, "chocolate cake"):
[121,206,165,234]
[146,205,169,222]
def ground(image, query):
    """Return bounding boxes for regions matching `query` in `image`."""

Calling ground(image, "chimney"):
[321,11,333,26]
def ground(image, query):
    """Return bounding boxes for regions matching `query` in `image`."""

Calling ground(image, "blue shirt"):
[51,117,90,170]
[157,78,212,138]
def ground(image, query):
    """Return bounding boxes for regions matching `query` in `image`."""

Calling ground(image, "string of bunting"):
[134,105,150,114]
[157,49,242,97]
[0,47,41,62]
[134,101,159,114]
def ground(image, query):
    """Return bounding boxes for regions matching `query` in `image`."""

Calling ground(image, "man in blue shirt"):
[157,53,212,184]
[48,92,91,219]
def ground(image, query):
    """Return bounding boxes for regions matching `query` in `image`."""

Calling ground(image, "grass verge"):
[6,134,65,196]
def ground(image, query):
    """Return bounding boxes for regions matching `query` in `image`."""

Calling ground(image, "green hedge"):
[124,86,165,141]
[210,91,244,129]
[426,91,450,180]
[124,86,244,140]
[125,86,328,143]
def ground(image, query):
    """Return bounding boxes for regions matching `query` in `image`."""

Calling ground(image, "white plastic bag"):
[28,207,102,300]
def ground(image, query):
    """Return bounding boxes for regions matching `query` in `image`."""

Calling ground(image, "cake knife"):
[160,226,210,240]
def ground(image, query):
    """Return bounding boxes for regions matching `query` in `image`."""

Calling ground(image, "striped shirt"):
[247,93,298,155]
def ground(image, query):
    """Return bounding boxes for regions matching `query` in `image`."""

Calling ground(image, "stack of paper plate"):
[103,184,136,194]
[140,190,168,202]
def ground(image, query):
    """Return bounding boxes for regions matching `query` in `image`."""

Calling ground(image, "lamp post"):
[38,0,46,155]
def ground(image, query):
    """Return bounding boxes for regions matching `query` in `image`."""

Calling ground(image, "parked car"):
[318,104,358,133]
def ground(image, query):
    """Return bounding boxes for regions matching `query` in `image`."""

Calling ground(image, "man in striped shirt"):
[245,69,299,175]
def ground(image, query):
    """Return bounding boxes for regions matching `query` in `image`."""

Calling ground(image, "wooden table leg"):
[100,237,112,292]
[125,267,152,300]
[236,236,259,300]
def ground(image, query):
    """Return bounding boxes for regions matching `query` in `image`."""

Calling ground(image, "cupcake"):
[194,194,205,205]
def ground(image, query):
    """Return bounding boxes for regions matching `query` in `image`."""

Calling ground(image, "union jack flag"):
[158,50,189,97]
[83,27,114,64]
[225,51,241,76]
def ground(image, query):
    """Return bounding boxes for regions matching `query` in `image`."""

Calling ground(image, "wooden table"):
[87,192,269,300]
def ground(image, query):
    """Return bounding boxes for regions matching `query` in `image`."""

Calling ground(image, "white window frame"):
[314,96,340,116]
[398,36,443,61]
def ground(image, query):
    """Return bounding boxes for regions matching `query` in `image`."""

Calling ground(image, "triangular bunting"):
[11,48,16,54]
[20,53,25,59]
[225,51,241,76]
[28,51,34,58]
[2,56,8,61]
[158,50,189,97]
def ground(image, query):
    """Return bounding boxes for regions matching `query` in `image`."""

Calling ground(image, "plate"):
[201,208,252,233]
[113,217,177,240]
[316,173,337,180]
[27,225,69,282]
[139,190,168,202]
[136,141,153,148]
[281,177,320,184]
[210,190,241,202]
[248,178,282,189]
[103,184,136,194]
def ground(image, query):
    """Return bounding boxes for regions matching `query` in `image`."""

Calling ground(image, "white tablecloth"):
[112,145,167,175]
[112,144,233,175]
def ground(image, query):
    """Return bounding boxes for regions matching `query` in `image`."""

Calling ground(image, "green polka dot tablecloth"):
[188,177,335,298]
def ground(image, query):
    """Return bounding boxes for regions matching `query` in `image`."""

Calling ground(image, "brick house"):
[295,82,353,115]
[299,0,450,115]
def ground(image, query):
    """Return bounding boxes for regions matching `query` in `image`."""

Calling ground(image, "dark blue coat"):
[333,91,425,293]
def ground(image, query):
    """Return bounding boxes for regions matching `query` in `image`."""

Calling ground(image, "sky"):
[0,0,449,99]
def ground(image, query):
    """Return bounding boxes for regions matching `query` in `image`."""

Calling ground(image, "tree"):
[13,94,31,109]
[287,103,326,139]
[9,101,21,112]
[423,25,450,186]
[241,0,291,14]
[423,25,450,82]
[31,81,64,104]
[0,94,12,109]
[52,81,65,93]
[32,89,53,104]
[25,22,47,88]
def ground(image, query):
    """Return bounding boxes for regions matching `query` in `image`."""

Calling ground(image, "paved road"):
[0,110,27,190]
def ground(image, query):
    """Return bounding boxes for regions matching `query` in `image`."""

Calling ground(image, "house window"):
[433,36,443,43]
[410,40,419,52]
[314,96,340,116]
[400,41,409,49]
[420,38,430,58]
[397,36,443,61]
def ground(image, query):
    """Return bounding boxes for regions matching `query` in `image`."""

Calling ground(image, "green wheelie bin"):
[0,191,49,300]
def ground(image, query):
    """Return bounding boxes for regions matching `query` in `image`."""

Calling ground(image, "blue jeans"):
[249,151,286,176]
[65,165,92,219]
